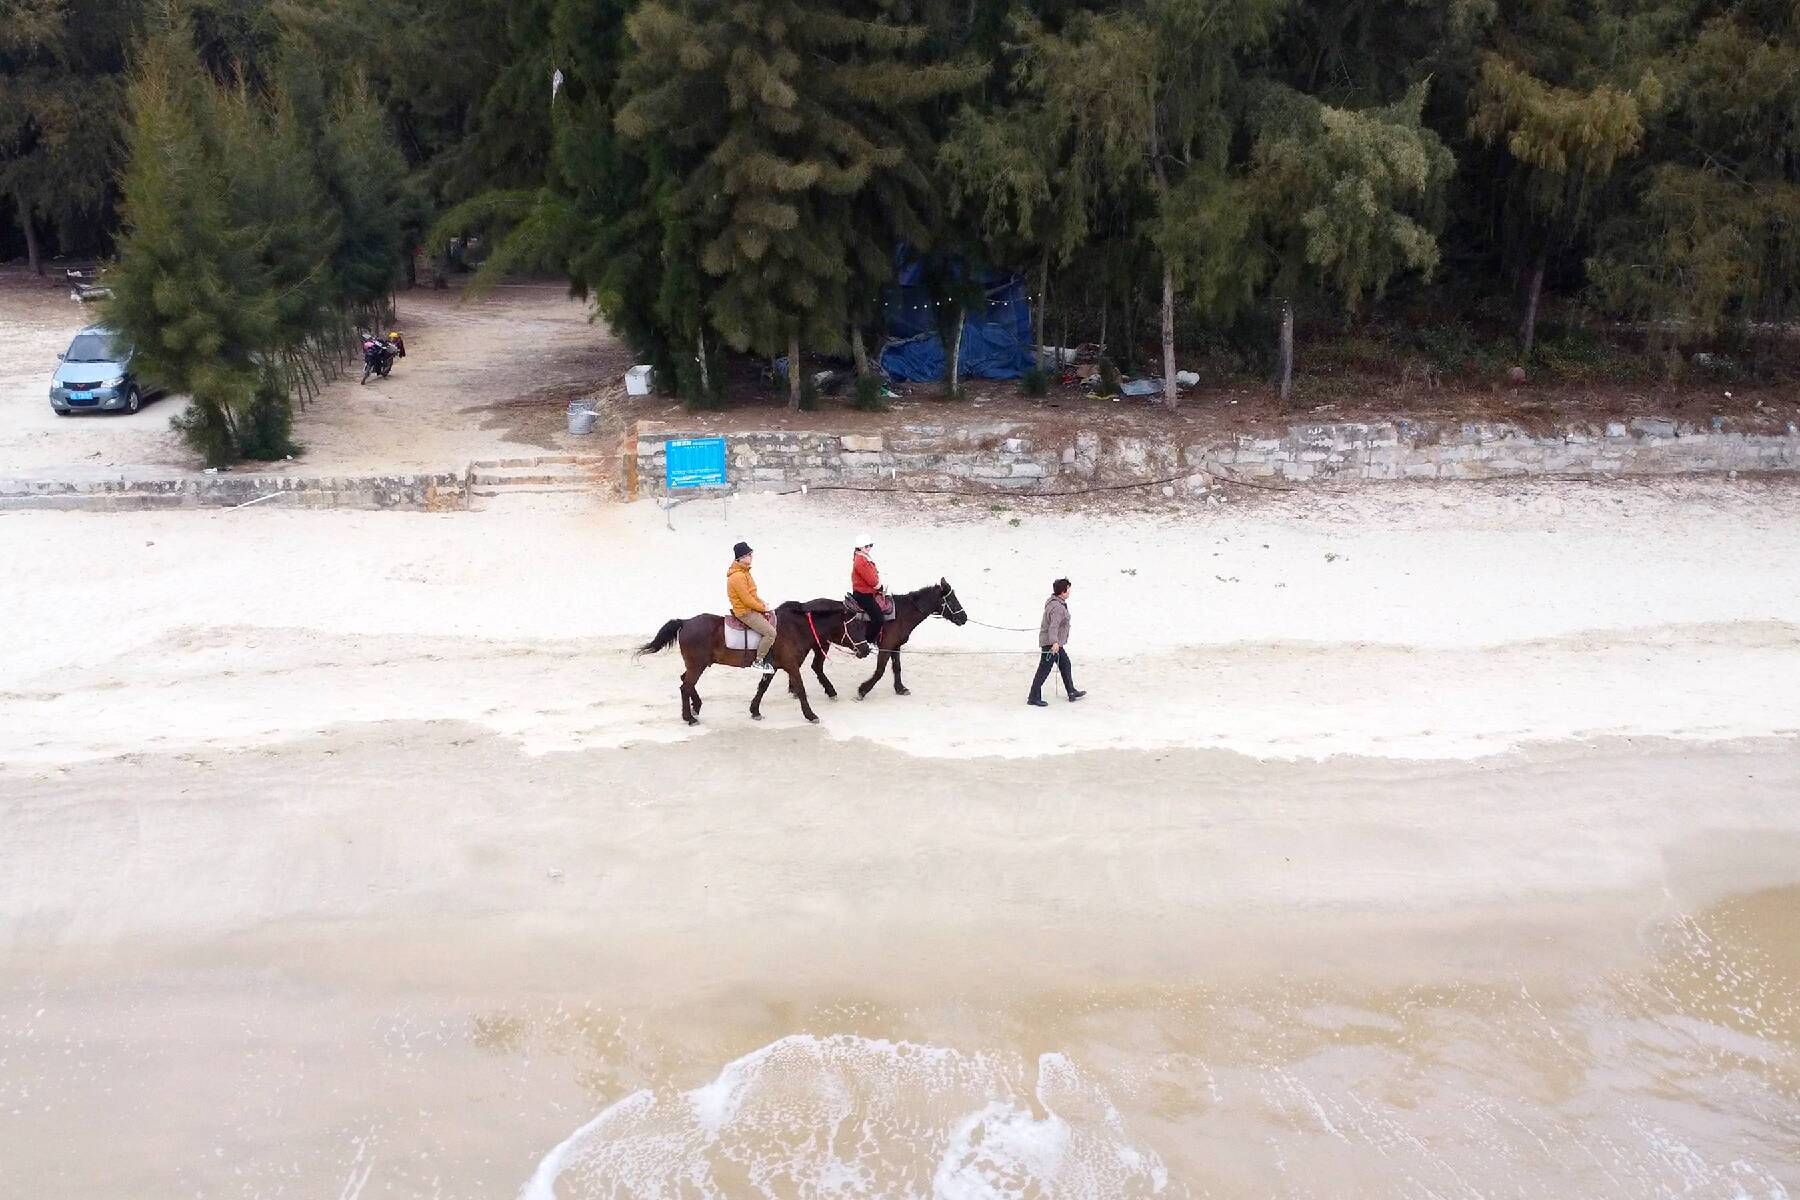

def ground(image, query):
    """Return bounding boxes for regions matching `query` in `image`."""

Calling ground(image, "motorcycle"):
[359,330,406,384]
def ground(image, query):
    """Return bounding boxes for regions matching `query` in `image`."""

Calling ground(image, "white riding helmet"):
[856,534,874,550]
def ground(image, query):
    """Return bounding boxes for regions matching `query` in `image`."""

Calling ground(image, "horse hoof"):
[895,687,911,697]
[807,716,820,724]
[751,713,763,721]
[684,717,698,726]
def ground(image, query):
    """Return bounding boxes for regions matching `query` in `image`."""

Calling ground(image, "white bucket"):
[625,365,655,396]
[567,400,597,435]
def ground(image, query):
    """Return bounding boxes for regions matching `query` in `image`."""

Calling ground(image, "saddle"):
[723,614,764,652]
[849,591,895,619]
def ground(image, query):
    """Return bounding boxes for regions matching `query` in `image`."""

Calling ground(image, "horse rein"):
[809,608,871,658]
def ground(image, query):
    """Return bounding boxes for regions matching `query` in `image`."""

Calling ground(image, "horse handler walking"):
[1027,577,1086,707]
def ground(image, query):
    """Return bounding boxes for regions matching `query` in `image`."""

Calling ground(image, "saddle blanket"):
[724,615,764,652]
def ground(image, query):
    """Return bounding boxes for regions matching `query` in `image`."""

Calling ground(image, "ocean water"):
[514,895,1799,1200]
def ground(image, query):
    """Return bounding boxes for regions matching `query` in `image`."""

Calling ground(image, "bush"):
[1021,366,1049,396]
[238,373,298,461]
[850,374,887,411]
[171,398,237,469]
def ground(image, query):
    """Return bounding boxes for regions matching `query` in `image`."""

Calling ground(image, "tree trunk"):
[1035,247,1049,370]
[948,309,964,397]
[787,333,802,409]
[1520,249,1547,359]
[697,327,711,399]
[1160,262,1177,410]
[851,326,870,378]
[1277,299,1294,407]
[17,194,42,277]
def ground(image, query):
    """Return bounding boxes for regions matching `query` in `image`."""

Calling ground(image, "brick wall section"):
[0,471,469,513]
[631,417,1800,498]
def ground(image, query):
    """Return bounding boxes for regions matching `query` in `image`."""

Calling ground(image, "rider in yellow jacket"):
[727,541,777,674]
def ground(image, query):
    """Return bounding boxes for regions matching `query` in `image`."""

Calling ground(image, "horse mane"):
[896,582,942,607]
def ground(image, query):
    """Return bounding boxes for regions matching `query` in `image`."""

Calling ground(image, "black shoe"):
[1067,689,1086,702]
[760,660,776,675]
[1027,697,1048,707]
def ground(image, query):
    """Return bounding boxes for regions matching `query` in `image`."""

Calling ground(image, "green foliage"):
[0,0,137,266]
[105,18,406,467]
[850,374,886,411]
[613,0,978,404]
[1252,82,1456,311]
[239,369,299,459]
[1021,365,1049,396]
[105,31,276,467]
[61,0,1800,411]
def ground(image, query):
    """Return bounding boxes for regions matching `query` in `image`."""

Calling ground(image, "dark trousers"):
[852,591,885,630]
[1029,646,1075,701]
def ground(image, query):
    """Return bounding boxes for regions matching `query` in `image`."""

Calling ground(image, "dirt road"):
[0,273,619,479]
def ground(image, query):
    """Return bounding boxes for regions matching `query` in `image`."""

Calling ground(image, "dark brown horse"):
[806,578,969,701]
[638,599,873,725]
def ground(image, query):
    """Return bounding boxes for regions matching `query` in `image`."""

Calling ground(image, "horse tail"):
[637,617,684,656]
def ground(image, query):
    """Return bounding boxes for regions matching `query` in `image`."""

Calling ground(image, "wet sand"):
[4,725,1798,1197]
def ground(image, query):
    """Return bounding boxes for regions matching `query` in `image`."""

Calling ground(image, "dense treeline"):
[3,0,1798,426]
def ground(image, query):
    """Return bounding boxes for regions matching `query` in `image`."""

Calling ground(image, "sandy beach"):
[3,479,1798,1197]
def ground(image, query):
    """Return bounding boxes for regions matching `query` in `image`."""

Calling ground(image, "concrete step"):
[471,485,608,498]
[469,462,604,488]
[470,454,610,471]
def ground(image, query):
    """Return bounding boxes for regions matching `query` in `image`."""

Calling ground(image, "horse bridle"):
[817,604,872,657]
[936,585,965,621]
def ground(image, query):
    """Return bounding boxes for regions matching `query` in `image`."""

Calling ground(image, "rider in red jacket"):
[851,535,886,630]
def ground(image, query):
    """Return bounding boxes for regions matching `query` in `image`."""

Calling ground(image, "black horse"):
[805,578,969,701]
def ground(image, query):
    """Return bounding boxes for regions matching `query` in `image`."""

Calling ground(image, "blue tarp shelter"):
[879,254,1035,383]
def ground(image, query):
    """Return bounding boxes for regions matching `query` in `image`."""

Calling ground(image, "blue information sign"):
[665,437,728,490]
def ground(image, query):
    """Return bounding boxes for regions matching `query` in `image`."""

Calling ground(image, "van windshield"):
[64,333,123,363]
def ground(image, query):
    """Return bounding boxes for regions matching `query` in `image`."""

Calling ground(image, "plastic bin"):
[625,365,655,396]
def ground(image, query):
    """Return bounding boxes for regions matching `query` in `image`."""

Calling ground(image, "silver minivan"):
[49,325,156,415]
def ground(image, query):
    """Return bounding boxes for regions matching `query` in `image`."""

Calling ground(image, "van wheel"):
[124,386,141,414]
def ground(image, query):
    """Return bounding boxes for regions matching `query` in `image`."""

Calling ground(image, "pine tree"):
[215,66,341,414]
[1001,0,1287,409]
[0,0,137,273]
[103,30,275,467]
[1469,1,1662,357]
[323,75,408,323]
[1588,1,1800,360]
[617,0,977,407]
[939,8,1102,375]
[1251,81,1455,313]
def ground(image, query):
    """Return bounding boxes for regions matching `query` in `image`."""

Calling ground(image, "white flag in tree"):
[551,68,564,100]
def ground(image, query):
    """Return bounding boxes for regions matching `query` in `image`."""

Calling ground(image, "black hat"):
[733,541,753,559]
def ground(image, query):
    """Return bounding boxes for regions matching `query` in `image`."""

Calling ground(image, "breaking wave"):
[521,1034,1167,1199]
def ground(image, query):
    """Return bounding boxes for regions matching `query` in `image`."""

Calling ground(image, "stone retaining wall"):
[630,417,1800,498]
[0,471,468,513]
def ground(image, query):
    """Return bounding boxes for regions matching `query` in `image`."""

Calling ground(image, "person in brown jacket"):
[727,541,778,674]
[1027,578,1085,706]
